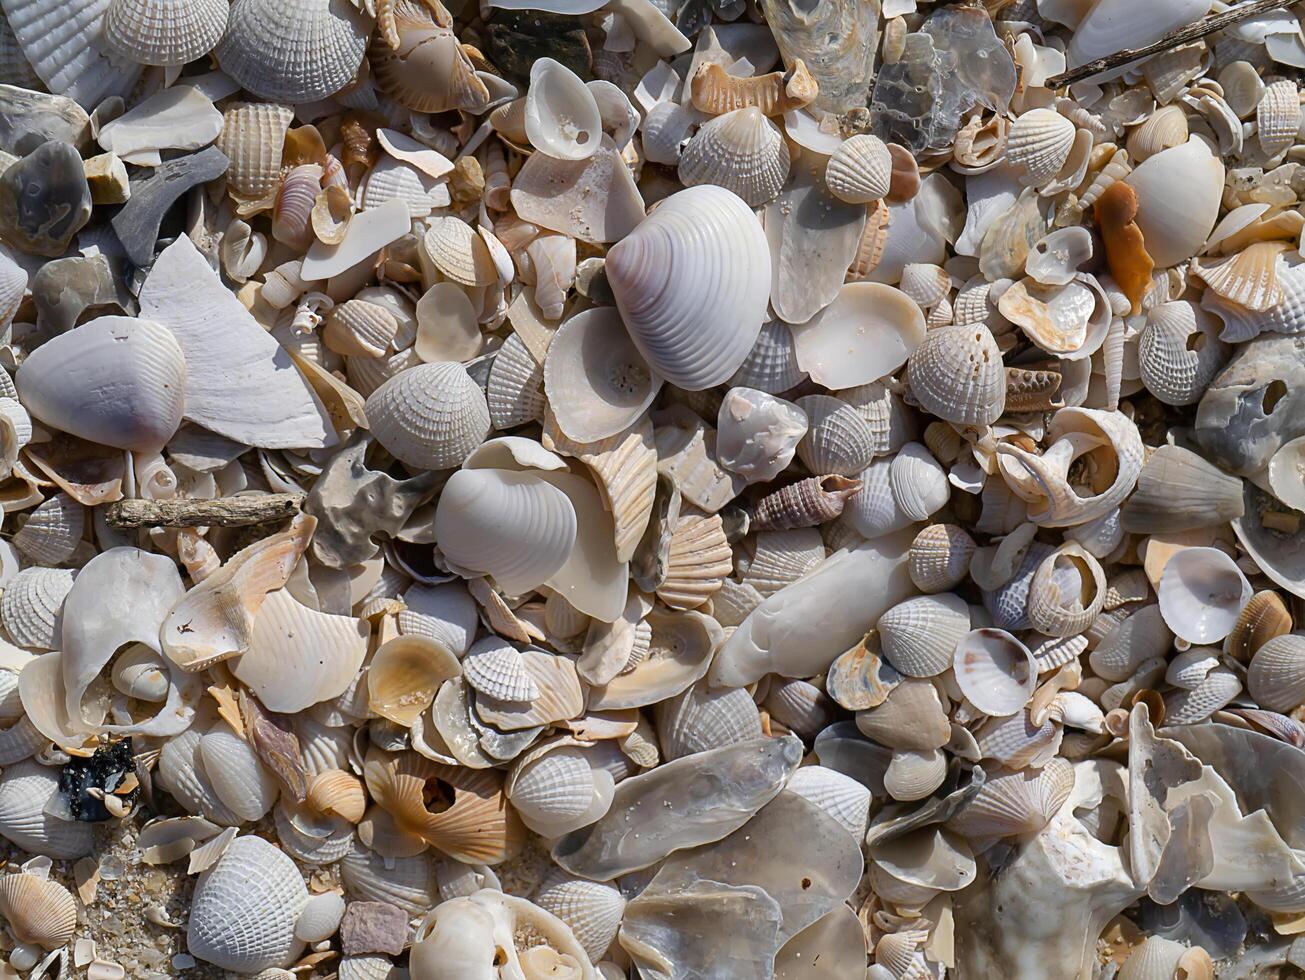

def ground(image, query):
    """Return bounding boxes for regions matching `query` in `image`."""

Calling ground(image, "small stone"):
[59,738,138,822]
[31,253,130,334]
[110,144,228,265]
[485,10,591,84]
[339,901,409,956]
[84,152,131,205]
[0,84,90,155]
[0,139,92,256]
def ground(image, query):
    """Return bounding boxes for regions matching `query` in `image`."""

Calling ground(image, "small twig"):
[105,493,305,529]
[1046,0,1297,88]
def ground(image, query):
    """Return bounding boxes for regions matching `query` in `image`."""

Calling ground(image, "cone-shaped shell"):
[0,872,77,949]
[607,185,770,390]
[678,107,790,207]
[366,362,491,470]
[215,0,369,103]
[103,0,230,66]
[434,468,578,595]
[906,323,1006,426]
[17,316,186,453]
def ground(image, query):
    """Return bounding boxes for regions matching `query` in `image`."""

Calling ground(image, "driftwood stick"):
[105,493,305,529]
[1046,0,1297,88]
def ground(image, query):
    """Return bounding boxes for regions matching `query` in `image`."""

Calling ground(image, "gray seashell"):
[533,868,626,962]
[906,323,1006,426]
[366,362,491,470]
[1,566,74,650]
[795,395,877,477]
[678,107,790,207]
[340,842,437,915]
[728,319,808,394]
[654,681,762,761]
[1197,332,1305,476]
[102,0,230,67]
[0,760,93,858]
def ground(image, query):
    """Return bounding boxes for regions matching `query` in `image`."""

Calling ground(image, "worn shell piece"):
[1157,546,1252,645]
[366,362,491,470]
[954,628,1038,717]
[689,59,817,116]
[790,282,926,390]
[678,107,790,207]
[607,185,770,391]
[906,323,1006,426]
[1120,444,1243,534]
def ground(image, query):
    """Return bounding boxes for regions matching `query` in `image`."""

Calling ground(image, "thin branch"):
[105,493,305,529]
[1046,0,1298,88]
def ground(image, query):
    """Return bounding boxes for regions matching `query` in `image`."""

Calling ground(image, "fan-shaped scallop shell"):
[678,107,790,207]
[878,593,970,678]
[654,682,761,761]
[1257,79,1300,155]
[906,323,1006,426]
[656,513,732,610]
[946,759,1075,839]
[824,133,893,205]
[1191,242,1287,314]
[533,869,626,962]
[2,566,74,650]
[0,872,77,949]
[365,362,490,470]
[463,637,541,702]
[215,0,370,103]
[487,333,546,431]
[12,493,84,566]
[102,0,229,66]
[795,395,878,476]
[1006,108,1077,186]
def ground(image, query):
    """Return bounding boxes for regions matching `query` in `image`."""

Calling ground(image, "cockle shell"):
[607,185,770,391]
[366,362,491,470]
[2,566,74,650]
[0,871,77,949]
[946,759,1075,840]
[795,395,877,477]
[200,722,279,823]
[1157,546,1252,645]
[16,316,186,453]
[12,493,84,566]
[369,6,487,114]
[1257,79,1300,155]
[488,332,546,431]
[909,523,976,593]
[879,593,970,678]
[824,133,893,205]
[525,58,601,161]
[218,102,294,209]
[505,743,613,837]
[1137,301,1229,407]
[1006,108,1077,187]
[655,681,761,761]
[0,0,141,107]
[1126,104,1189,162]
[729,319,807,394]
[101,0,229,66]
[906,323,1006,426]
[533,870,626,962]
[678,107,790,207]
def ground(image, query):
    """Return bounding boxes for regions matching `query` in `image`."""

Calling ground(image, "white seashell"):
[654,681,761,761]
[434,468,577,595]
[533,869,626,963]
[946,759,1075,839]
[906,323,1006,426]
[12,493,84,566]
[295,891,346,944]
[199,723,279,823]
[909,523,976,594]
[360,157,447,218]
[789,282,925,390]
[488,333,546,431]
[795,395,877,477]
[339,955,397,980]
[678,107,790,207]
[0,760,93,858]
[1157,546,1252,645]
[1123,137,1225,269]
[0,870,78,950]
[544,307,662,443]
[1066,0,1209,69]
[506,744,612,838]
[510,143,645,245]
[879,593,970,678]
[590,607,722,709]
[187,835,309,973]
[741,528,824,598]
[2,567,74,650]
[376,128,453,180]
[16,316,185,453]
[1005,109,1077,187]
[1027,543,1106,637]
[0,245,25,333]
[1257,79,1300,155]
[422,216,497,288]
[639,100,698,165]
[997,277,1096,357]
[888,442,949,523]
[1268,436,1305,512]
[463,636,541,702]
[1138,301,1229,407]
[1,0,141,106]
[366,362,491,470]
[217,102,294,209]
[1248,633,1305,714]
[953,628,1038,716]
[824,133,892,205]
[97,86,224,163]
[1163,664,1241,723]
[526,234,576,321]
[215,0,369,103]
[785,765,872,838]
[884,748,948,802]
[715,387,808,484]
[607,185,770,391]
[525,58,602,161]
[728,319,808,394]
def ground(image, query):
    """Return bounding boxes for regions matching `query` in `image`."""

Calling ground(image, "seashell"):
[1027,543,1106,637]
[1248,633,1305,713]
[311,185,352,245]
[678,107,790,207]
[506,743,612,838]
[953,628,1038,717]
[824,134,892,205]
[422,216,496,287]
[0,760,93,858]
[689,58,817,116]
[884,748,948,802]
[200,723,279,823]
[488,333,546,431]
[188,834,309,973]
[0,245,25,332]
[0,871,77,949]
[525,234,575,321]
[369,6,487,114]
[795,395,877,477]
[324,299,399,359]
[1123,137,1225,269]
[366,362,491,470]
[973,708,1062,770]
[785,765,872,838]
[888,442,950,523]
[656,514,731,611]
[878,593,970,678]
[790,282,925,390]
[434,468,576,595]
[856,678,951,751]
[306,770,366,824]
[1192,241,1287,315]
[1257,79,1300,156]
[2,566,74,650]
[463,636,540,703]
[763,676,835,740]
[946,759,1075,840]
[17,316,186,454]
[525,58,602,161]
[639,100,696,166]
[909,523,976,594]
[1006,108,1077,187]
[998,277,1097,356]
[1025,227,1094,289]
[360,157,448,218]
[510,143,646,246]
[607,185,769,391]
[340,842,437,914]
[1226,590,1292,663]
[740,528,825,597]
[750,474,861,531]
[1163,664,1241,724]
[216,0,369,103]
[654,681,761,761]
[533,870,626,962]
[217,102,294,210]
[1120,444,1244,534]
[728,319,808,394]
[1,0,141,106]
[295,891,345,943]
[1157,546,1252,645]
[715,387,808,485]
[367,634,461,727]
[543,307,662,444]
[1126,104,1189,163]
[1136,301,1229,407]
[906,323,1006,426]
[339,956,396,980]
[1269,435,1305,512]
[12,493,84,566]
[827,633,902,711]
[271,163,322,251]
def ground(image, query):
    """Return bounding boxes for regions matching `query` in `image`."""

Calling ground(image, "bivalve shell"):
[533,870,626,962]
[366,362,490,470]
[102,0,229,67]
[1006,108,1077,187]
[878,593,970,678]
[0,871,77,949]
[1248,633,1305,713]
[1157,546,1252,645]
[824,133,892,205]
[1257,79,1300,155]
[0,760,94,858]
[2,566,74,650]
[678,107,790,207]
[953,628,1038,717]
[525,58,602,161]
[906,323,1006,426]
[795,395,877,477]
[909,524,976,593]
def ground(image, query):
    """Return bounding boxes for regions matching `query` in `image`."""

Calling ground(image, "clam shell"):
[591,607,721,710]
[1269,435,1305,512]
[678,107,790,207]
[188,835,309,973]
[366,362,491,470]
[953,628,1038,717]
[367,634,462,727]
[1225,589,1292,663]
[946,759,1075,839]
[215,0,369,103]
[1120,444,1244,534]
[525,58,602,161]
[422,216,496,288]
[879,593,970,678]
[324,299,399,359]
[1126,104,1189,162]
[884,748,948,802]
[1,0,141,106]
[906,323,1006,426]
[505,744,611,837]
[475,647,585,731]
[856,677,951,751]
[824,133,892,205]
[1157,546,1252,645]
[200,723,279,823]
[1123,137,1225,269]
[340,841,437,914]
[463,636,541,702]
[1248,633,1305,713]
[369,11,487,114]
[728,319,808,394]
[654,681,761,761]
[306,769,366,824]
[533,869,626,962]
[795,394,877,477]
[361,157,449,218]
[488,332,546,431]
[2,566,74,650]
[1006,108,1077,187]
[1163,664,1241,723]
[16,315,186,453]
[909,523,976,593]
[295,891,346,943]
[607,185,770,391]
[0,871,77,949]
[0,760,93,858]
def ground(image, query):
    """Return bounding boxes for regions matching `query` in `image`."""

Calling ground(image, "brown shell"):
[750,475,863,531]
[1095,181,1154,316]
[1004,366,1063,413]
[690,59,818,116]
[1225,590,1293,663]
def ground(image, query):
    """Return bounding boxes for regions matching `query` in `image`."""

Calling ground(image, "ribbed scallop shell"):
[463,637,540,702]
[906,323,1006,426]
[488,333,546,431]
[1006,108,1077,186]
[1248,633,1305,712]
[533,869,626,962]
[12,493,84,566]
[654,682,761,761]
[946,759,1074,839]
[217,102,294,206]
[1191,242,1287,314]
[341,842,437,915]
[1163,665,1241,723]
[103,0,229,66]
[824,133,892,205]
[188,835,309,973]
[215,0,369,103]
[973,710,1061,769]
[795,395,877,477]
[1257,79,1300,155]
[606,185,770,391]
[656,513,731,610]
[728,319,807,393]
[678,107,790,207]
[361,156,447,218]
[366,362,490,469]
[0,760,94,858]
[434,468,577,595]
[16,316,187,453]
[878,593,970,678]
[1203,252,1305,342]
[1,0,141,106]
[2,566,74,649]
[741,528,825,596]
[909,523,976,593]
[785,765,872,838]
[0,872,77,949]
